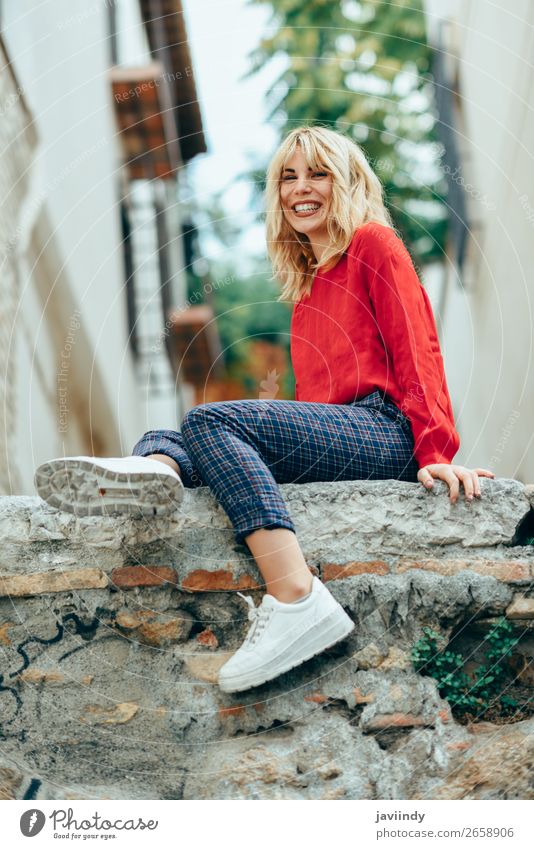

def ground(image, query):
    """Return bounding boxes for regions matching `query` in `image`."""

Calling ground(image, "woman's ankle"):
[245,527,313,602]
[266,575,314,604]
[145,453,181,477]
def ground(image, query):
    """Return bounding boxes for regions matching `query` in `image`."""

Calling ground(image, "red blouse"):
[290,221,460,469]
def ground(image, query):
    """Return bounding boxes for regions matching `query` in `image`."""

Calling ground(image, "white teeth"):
[293,203,320,212]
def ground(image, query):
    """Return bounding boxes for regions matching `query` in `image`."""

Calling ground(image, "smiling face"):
[279,146,333,243]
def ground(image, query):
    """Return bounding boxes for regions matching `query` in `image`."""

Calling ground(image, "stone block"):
[81,703,139,726]
[303,692,329,704]
[363,711,431,730]
[0,766,22,800]
[0,567,108,597]
[0,622,13,644]
[378,647,412,670]
[353,643,386,670]
[181,569,260,592]
[18,669,65,684]
[196,627,219,649]
[505,596,534,618]
[184,652,233,683]
[111,565,178,588]
[353,687,375,704]
[114,608,193,646]
[322,561,389,581]
[524,484,534,508]
[395,558,531,581]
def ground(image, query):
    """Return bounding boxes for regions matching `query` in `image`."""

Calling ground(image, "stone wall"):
[1,478,533,800]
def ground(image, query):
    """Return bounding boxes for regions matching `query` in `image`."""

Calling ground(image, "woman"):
[34,125,494,694]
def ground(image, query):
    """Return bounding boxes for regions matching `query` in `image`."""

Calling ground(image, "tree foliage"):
[244,0,447,264]
[209,266,295,397]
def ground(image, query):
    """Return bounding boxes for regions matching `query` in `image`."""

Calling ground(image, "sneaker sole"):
[218,606,355,693]
[34,458,184,518]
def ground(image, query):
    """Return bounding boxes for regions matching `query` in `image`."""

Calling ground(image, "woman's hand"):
[417,464,495,503]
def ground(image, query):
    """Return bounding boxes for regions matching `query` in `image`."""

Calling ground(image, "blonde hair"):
[265,125,394,302]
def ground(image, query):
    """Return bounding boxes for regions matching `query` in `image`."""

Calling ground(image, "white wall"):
[424,0,534,481]
[2,0,153,489]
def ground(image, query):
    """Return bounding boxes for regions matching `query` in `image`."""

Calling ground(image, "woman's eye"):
[281,172,327,181]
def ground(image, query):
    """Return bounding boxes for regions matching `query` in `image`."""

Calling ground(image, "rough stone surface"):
[0,481,533,800]
[0,479,530,584]
[429,718,534,800]
[505,596,534,618]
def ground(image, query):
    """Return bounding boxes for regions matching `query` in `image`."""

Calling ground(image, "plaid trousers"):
[131,390,419,546]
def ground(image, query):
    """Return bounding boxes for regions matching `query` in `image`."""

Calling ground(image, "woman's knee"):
[132,429,171,453]
[183,401,243,430]
[181,403,232,449]
[182,403,216,434]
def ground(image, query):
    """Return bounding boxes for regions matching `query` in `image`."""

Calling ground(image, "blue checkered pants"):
[131,390,419,546]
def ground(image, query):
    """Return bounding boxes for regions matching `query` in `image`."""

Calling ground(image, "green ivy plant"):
[411,618,521,717]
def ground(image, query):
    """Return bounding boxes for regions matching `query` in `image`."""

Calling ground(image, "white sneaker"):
[34,456,184,518]
[218,577,355,693]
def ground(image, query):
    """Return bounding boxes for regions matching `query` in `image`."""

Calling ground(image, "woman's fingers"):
[445,469,461,503]
[453,466,477,500]
[418,464,495,502]
[418,465,463,501]
[417,468,434,489]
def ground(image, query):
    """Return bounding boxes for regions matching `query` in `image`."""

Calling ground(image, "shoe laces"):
[237,592,273,647]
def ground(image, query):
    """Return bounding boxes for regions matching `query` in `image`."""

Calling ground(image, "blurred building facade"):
[423,0,534,481]
[0,0,218,495]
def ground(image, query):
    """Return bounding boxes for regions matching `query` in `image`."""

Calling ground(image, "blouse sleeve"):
[360,229,460,469]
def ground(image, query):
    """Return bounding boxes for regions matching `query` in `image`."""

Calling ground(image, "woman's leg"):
[144,454,180,476]
[130,429,203,489]
[179,393,417,692]
[34,392,415,692]
[177,393,417,600]
[243,527,312,602]
[132,428,313,601]
[131,444,313,599]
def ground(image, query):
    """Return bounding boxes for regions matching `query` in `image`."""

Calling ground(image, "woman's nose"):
[293,177,312,193]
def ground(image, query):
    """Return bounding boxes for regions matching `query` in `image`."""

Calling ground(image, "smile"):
[291,202,322,216]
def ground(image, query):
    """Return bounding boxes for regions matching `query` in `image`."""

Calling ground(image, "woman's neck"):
[307,232,329,266]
